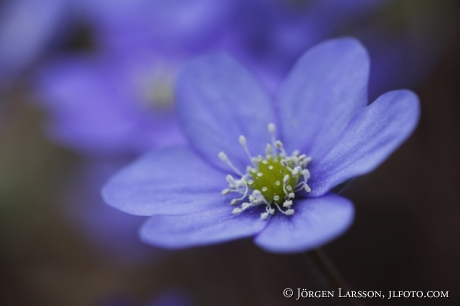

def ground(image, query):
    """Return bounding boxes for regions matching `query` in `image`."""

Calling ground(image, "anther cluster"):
[219,123,312,220]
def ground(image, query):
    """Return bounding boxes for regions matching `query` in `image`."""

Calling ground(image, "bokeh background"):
[0,0,460,305]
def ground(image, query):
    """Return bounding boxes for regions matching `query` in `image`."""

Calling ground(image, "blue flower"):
[33,0,237,157]
[102,38,420,253]
[34,51,186,156]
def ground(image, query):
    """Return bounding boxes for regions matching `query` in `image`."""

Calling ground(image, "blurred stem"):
[304,249,364,306]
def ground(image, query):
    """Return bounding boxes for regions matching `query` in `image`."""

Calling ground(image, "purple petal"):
[309,90,420,196]
[175,53,276,173]
[102,146,228,216]
[254,194,354,253]
[276,38,369,159]
[140,205,267,249]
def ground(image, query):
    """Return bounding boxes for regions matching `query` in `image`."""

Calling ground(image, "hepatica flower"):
[35,52,186,156]
[103,38,420,253]
[34,0,237,156]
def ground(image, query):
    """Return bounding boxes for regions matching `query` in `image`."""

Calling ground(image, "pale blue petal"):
[175,53,277,173]
[102,146,227,216]
[309,90,420,196]
[141,205,267,249]
[276,38,369,159]
[254,194,354,253]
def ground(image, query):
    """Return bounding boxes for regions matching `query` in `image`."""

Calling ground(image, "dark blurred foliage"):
[1,0,460,305]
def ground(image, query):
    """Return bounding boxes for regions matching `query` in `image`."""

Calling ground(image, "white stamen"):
[283,175,290,184]
[239,135,256,166]
[260,212,269,220]
[232,208,242,214]
[292,166,301,176]
[285,209,295,215]
[252,190,269,205]
[226,175,235,184]
[218,152,228,161]
[266,143,273,156]
[302,169,310,180]
[221,189,230,195]
[268,123,276,134]
[219,152,243,176]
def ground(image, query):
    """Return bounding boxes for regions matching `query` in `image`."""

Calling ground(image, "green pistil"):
[219,123,312,219]
[249,156,300,204]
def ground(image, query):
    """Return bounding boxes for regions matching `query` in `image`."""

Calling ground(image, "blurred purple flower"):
[35,51,186,156]
[0,0,68,86]
[34,0,238,157]
[102,38,420,253]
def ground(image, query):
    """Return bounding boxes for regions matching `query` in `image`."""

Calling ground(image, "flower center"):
[137,63,176,112]
[219,123,312,220]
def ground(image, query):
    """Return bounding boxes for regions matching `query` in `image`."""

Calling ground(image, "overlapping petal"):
[309,90,420,196]
[141,205,267,249]
[102,146,227,216]
[254,194,354,253]
[175,53,277,173]
[276,38,369,159]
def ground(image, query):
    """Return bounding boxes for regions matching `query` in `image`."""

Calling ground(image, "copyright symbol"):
[283,288,294,298]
